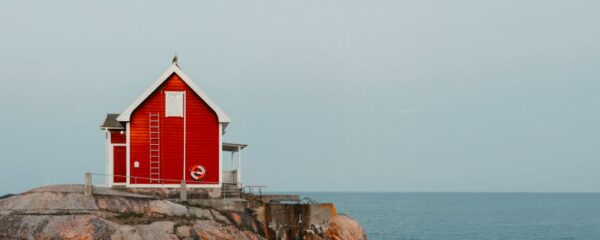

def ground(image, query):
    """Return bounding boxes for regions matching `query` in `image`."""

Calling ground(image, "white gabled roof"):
[116,63,231,125]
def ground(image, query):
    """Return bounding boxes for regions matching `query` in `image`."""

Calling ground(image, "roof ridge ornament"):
[172,52,179,67]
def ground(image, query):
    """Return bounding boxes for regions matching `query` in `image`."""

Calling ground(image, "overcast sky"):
[0,0,599,193]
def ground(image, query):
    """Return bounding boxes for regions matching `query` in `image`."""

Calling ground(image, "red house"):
[100,60,246,189]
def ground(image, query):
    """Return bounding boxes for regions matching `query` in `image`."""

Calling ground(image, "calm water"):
[294,192,600,240]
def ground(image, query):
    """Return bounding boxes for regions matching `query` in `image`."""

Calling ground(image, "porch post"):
[180,180,187,201]
[231,151,235,171]
[237,146,242,187]
[84,172,93,197]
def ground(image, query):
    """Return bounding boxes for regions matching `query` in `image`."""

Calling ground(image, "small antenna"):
[172,52,179,67]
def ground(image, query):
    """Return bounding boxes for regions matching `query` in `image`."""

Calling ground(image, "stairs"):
[222,183,241,198]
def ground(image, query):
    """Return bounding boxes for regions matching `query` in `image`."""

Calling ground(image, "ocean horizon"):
[271,192,600,240]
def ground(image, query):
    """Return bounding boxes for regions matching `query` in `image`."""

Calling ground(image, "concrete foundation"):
[114,187,221,199]
[186,198,249,211]
[256,194,300,204]
[263,203,337,239]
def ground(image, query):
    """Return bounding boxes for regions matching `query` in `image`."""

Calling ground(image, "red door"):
[113,146,126,183]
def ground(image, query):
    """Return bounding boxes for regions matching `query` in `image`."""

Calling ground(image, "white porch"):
[222,142,247,188]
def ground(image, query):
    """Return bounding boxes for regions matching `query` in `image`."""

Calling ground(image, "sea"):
[294,192,600,240]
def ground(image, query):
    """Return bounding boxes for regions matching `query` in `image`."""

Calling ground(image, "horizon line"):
[264,190,600,194]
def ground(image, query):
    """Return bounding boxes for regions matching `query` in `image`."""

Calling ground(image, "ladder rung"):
[149,113,160,179]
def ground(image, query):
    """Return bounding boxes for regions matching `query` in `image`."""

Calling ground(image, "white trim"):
[105,130,110,187]
[117,64,231,124]
[183,91,187,182]
[107,132,127,187]
[126,122,131,185]
[108,136,114,187]
[219,123,223,186]
[127,183,221,188]
[100,127,125,130]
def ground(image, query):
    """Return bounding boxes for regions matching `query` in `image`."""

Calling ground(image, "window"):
[165,91,184,117]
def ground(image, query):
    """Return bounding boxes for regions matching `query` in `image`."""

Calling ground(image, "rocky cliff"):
[0,185,366,240]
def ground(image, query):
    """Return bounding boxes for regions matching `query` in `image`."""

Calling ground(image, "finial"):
[172,52,179,67]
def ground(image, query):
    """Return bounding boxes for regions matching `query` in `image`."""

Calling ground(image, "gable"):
[116,64,231,125]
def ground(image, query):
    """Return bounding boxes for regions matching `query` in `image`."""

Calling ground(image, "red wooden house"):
[100,60,246,189]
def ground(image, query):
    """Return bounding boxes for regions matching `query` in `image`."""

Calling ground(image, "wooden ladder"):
[149,113,161,183]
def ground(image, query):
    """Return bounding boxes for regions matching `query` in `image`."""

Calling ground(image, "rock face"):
[0,185,266,240]
[324,214,368,240]
[0,185,367,240]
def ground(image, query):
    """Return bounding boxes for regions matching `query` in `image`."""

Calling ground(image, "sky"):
[0,0,599,193]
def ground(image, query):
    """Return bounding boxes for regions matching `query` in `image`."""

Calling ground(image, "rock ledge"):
[0,185,366,240]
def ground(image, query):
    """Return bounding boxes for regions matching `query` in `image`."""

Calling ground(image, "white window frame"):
[165,91,185,117]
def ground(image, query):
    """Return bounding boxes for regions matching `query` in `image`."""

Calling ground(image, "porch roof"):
[100,113,125,130]
[222,142,247,152]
